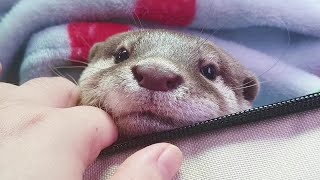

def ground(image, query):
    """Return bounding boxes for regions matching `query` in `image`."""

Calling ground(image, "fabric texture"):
[1,0,320,106]
[1,0,320,76]
[18,22,320,107]
[85,107,320,179]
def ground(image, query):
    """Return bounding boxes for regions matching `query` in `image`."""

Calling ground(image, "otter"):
[78,29,260,138]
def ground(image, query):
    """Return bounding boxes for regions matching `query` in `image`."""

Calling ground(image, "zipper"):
[100,92,320,156]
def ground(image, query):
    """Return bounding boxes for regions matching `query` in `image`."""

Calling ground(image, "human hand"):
[0,77,183,180]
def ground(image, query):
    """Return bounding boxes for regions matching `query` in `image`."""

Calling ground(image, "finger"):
[0,106,118,180]
[17,77,80,108]
[0,82,18,96]
[111,143,183,180]
[48,106,118,168]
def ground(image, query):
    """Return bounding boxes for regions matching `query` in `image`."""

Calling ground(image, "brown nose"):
[132,65,183,91]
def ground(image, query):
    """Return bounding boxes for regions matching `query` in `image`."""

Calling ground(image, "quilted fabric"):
[0,0,320,107]
[84,107,320,179]
[16,23,320,107]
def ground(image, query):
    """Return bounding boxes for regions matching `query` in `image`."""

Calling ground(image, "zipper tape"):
[100,92,320,156]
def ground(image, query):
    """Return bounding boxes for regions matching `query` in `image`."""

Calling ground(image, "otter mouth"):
[110,110,177,127]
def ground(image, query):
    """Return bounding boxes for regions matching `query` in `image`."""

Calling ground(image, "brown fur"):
[78,29,260,138]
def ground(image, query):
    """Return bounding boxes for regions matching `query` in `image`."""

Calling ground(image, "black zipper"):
[100,92,320,156]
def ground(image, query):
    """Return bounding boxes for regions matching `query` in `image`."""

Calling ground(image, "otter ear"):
[88,42,103,61]
[242,75,260,103]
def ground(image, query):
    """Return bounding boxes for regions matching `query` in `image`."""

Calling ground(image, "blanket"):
[1,0,320,108]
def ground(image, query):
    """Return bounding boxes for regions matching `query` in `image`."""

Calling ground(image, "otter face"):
[78,29,260,138]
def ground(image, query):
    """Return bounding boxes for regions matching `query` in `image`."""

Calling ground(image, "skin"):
[0,76,183,180]
[79,29,260,138]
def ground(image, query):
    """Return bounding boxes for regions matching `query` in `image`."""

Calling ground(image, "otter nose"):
[132,65,183,91]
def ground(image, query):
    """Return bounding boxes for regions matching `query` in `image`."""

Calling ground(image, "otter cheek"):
[101,79,138,117]
[242,77,260,103]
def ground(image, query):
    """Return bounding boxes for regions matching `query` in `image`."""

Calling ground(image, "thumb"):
[111,143,183,180]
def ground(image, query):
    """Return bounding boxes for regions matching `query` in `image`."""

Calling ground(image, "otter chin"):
[114,111,177,137]
[78,29,260,138]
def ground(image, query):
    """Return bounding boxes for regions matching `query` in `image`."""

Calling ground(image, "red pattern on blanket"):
[68,23,131,62]
[135,0,196,26]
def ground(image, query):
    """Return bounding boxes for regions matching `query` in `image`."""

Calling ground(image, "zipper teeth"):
[100,92,320,156]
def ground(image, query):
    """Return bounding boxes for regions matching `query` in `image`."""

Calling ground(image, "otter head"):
[78,29,260,138]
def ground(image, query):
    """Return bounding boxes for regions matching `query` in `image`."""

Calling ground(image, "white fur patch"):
[214,77,241,113]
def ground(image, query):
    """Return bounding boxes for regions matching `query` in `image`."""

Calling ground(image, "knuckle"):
[61,106,110,125]
[22,77,73,88]
[79,106,109,122]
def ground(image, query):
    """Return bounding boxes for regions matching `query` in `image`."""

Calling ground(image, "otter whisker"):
[133,11,144,29]
[231,17,291,90]
[98,94,103,110]
[60,58,90,66]
[65,73,79,86]
[187,5,223,61]
[49,64,67,79]
[230,80,269,91]
[187,25,224,62]
[54,65,87,69]
[130,11,139,28]
[48,65,82,86]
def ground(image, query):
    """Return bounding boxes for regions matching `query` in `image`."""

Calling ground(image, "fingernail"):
[157,144,183,179]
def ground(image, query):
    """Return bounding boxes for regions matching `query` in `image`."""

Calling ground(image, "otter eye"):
[200,65,217,80]
[114,47,130,64]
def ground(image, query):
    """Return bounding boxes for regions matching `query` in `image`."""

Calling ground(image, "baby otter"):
[78,29,260,138]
